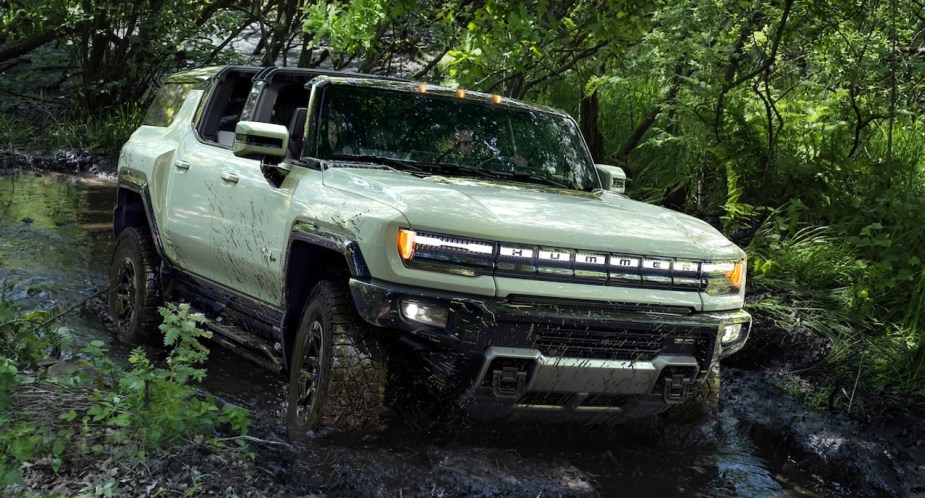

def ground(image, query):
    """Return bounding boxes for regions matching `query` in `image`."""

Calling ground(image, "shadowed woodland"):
[1,0,925,495]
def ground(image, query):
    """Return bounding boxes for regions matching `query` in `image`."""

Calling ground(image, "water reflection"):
[0,172,113,313]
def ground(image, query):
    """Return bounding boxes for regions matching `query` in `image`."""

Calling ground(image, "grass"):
[745,213,925,412]
[0,101,142,153]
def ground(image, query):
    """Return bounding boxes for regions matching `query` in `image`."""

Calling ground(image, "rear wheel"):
[108,226,162,343]
[286,280,388,441]
[665,363,720,421]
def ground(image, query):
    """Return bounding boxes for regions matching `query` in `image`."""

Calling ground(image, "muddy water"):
[0,172,844,497]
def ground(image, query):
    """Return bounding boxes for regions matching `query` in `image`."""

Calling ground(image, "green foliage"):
[76,303,249,454]
[305,0,391,56]
[56,102,146,151]
[0,298,71,364]
[0,302,250,493]
[0,100,143,152]
[749,220,860,294]
[0,115,33,151]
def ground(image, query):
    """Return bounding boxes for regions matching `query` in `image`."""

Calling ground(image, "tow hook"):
[663,374,692,404]
[492,366,526,398]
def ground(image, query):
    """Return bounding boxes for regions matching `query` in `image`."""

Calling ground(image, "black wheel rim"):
[114,256,136,330]
[297,320,324,424]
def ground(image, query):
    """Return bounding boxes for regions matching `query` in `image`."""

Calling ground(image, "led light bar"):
[397,229,744,293]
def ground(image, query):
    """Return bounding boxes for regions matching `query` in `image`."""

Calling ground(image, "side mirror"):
[595,164,627,194]
[232,121,289,159]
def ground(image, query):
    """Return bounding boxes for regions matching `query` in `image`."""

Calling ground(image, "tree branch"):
[520,41,608,96]
[0,30,58,65]
[413,47,451,80]
[725,0,794,90]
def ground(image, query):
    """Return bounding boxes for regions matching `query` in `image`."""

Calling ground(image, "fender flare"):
[114,168,168,260]
[279,222,371,370]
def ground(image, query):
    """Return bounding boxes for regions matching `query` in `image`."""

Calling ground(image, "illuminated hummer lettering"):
[642,258,671,271]
[500,246,534,258]
[575,252,607,267]
[538,249,569,262]
[675,261,699,273]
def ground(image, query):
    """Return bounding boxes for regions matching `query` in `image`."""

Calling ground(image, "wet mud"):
[2,166,923,497]
[0,149,117,175]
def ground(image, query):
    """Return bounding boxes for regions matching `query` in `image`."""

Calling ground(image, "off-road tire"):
[665,363,720,421]
[108,226,162,343]
[286,280,388,441]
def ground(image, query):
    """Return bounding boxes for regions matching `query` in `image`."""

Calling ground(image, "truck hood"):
[323,167,743,260]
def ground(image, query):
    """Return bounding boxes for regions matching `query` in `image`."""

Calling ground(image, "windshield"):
[314,84,600,191]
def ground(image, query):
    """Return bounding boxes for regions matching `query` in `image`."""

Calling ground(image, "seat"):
[288,107,307,158]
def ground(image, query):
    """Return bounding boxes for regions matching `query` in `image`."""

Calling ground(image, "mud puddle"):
[0,171,848,497]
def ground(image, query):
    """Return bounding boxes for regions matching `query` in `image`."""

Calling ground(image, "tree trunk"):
[579,89,604,162]
[613,63,685,164]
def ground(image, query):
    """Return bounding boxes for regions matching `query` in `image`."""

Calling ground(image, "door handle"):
[174,160,190,171]
[220,172,240,184]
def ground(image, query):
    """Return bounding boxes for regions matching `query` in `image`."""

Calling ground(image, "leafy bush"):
[79,304,250,453]
[0,299,72,364]
[0,302,250,492]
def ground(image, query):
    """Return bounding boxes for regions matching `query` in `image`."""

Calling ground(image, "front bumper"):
[349,278,750,422]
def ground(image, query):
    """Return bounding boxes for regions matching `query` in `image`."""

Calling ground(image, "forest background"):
[1,0,923,415]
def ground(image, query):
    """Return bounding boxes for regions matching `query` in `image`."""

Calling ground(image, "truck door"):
[209,155,292,306]
[161,130,222,281]
[207,77,309,306]
[162,68,260,285]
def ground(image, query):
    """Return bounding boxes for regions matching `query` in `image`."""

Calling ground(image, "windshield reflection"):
[316,84,599,191]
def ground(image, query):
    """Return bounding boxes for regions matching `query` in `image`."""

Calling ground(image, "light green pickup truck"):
[109,65,751,439]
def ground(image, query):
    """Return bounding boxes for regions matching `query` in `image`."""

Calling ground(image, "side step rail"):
[190,308,285,373]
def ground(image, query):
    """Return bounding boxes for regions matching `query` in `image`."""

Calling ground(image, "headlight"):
[718,313,751,357]
[703,260,745,295]
[396,228,495,276]
[721,323,743,344]
[400,300,449,328]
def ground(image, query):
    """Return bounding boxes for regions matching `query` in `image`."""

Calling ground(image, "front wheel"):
[107,226,162,343]
[286,280,388,441]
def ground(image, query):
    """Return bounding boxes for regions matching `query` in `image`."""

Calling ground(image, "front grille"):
[517,391,572,406]
[531,325,713,367]
[506,295,694,315]
[516,392,633,409]
[581,394,632,408]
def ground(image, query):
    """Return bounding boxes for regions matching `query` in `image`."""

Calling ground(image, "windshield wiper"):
[329,154,422,172]
[424,162,571,188]
[507,171,569,189]
[422,162,499,179]
[484,168,570,189]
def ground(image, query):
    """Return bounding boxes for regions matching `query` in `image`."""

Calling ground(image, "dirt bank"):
[0,148,117,175]
[725,319,925,498]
